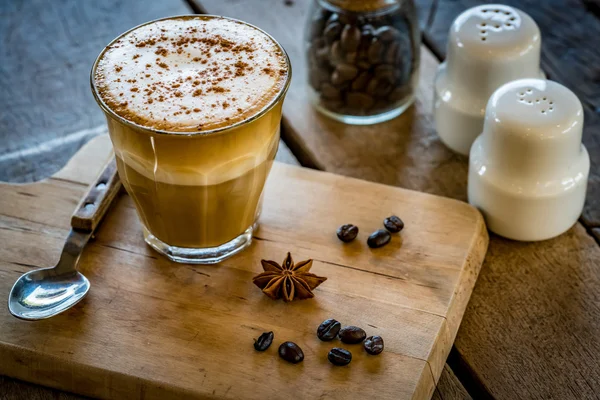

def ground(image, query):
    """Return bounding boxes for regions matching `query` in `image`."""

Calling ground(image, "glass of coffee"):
[91,16,291,264]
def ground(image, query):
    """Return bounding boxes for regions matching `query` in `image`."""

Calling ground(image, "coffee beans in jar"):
[305,0,420,124]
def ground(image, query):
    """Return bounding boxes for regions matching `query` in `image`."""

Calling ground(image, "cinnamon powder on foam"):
[94,16,288,133]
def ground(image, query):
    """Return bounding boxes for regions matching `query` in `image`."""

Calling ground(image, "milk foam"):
[94,16,288,132]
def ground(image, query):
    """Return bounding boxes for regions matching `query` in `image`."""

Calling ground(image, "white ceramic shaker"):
[434,4,545,155]
[468,79,589,241]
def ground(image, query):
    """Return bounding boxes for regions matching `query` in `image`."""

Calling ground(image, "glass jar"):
[305,0,420,125]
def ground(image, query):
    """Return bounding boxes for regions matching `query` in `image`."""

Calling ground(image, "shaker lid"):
[449,5,540,59]
[486,79,583,140]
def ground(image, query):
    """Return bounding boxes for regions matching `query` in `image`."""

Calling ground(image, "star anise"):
[252,253,327,302]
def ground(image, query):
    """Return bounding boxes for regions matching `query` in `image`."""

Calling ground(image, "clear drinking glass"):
[306,0,420,125]
[91,16,291,264]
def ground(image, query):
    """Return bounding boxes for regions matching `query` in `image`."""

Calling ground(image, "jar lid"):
[326,0,398,12]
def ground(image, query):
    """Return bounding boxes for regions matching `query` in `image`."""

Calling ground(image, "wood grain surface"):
[0,135,487,400]
[0,0,298,396]
[416,0,600,228]
[3,0,599,398]
[0,135,292,400]
[195,0,600,399]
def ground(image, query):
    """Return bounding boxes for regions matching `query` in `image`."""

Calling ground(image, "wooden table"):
[1,0,598,399]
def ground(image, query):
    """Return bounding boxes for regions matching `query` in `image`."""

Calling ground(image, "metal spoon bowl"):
[8,158,120,321]
[8,268,90,321]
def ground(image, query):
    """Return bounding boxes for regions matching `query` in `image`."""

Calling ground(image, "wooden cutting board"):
[0,135,487,400]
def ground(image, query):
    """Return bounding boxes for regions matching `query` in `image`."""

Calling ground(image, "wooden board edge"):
[444,216,489,336]
[0,342,198,400]
[412,361,437,400]
[425,212,488,383]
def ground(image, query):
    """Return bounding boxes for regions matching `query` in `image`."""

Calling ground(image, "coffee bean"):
[367,229,391,248]
[317,318,342,341]
[375,26,400,42]
[328,348,352,366]
[312,37,326,50]
[358,35,372,58]
[322,99,344,112]
[335,64,358,82]
[351,71,371,91]
[341,25,361,53]
[361,24,375,37]
[384,215,404,233]
[315,46,330,65]
[356,59,371,70]
[309,67,329,90]
[321,83,341,100]
[339,326,367,344]
[336,224,358,242]
[278,342,304,364]
[324,22,342,45]
[346,92,374,110]
[254,331,274,351]
[364,335,384,355]
[385,42,400,65]
[330,41,344,65]
[367,38,383,64]
[345,51,358,64]
[331,71,343,86]
[366,77,393,98]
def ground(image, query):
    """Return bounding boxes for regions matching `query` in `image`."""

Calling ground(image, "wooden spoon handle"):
[71,157,122,232]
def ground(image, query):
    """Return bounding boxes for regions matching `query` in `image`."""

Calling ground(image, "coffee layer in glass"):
[91,16,291,263]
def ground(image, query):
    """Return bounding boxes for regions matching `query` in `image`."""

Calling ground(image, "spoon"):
[8,157,121,320]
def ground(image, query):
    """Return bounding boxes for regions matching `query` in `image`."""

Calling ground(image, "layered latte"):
[92,16,290,260]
